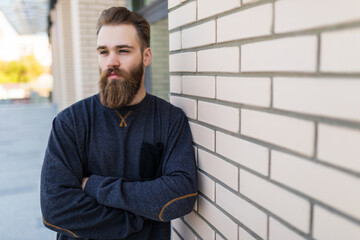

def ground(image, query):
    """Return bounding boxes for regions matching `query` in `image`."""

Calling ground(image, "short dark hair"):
[97,7,150,50]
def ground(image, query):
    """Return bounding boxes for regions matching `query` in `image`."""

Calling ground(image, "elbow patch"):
[158,192,198,221]
[42,216,79,238]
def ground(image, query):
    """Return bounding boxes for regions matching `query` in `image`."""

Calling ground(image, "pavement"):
[0,103,57,239]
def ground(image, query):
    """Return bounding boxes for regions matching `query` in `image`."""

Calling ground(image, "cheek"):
[98,57,107,70]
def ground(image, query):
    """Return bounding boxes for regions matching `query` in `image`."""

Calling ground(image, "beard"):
[99,62,144,109]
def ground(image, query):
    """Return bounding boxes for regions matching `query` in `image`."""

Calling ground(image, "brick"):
[168,1,197,30]
[216,131,269,176]
[321,28,360,72]
[241,109,314,156]
[169,31,181,51]
[216,184,267,239]
[198,47,240,73]
[318,124,360,173]
[217,4,272,42]
[198,0,241,20]
[274,77,360,121]
[198,196,238,240]
[240,169,310,232]
[198,101,239,132]
[198,171,215,201]
[198,149,238,190]
[269,217,307,240]
[313,205,360,240]
[168,0,181,9]
[216,233,225,240]
[243,0,261,4]
[275,0,360,33]
[171,229,182,240]
[239,227,257,240]
[169,52,196,72]
[183,76,216,98]
[182,21,216,48]
[271,150,360,220]
[170,75,182,94]
[189,122,215,151]
[217,76,271,107]
[241,36,317,72]
[170,96,197,119]
[184,211,215,240]
[171,218,197,240]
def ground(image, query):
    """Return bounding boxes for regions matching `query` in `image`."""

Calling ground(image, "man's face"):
[97,24,144,108]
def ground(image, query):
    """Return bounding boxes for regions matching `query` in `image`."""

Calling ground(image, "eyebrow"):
[96,45,134,50]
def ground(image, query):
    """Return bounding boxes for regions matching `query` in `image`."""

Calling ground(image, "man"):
[40,7,197,240]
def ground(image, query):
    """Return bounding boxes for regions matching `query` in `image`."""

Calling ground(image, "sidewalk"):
[0,104,57,239]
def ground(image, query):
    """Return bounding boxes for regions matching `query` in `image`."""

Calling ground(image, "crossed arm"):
[41,112,197,239]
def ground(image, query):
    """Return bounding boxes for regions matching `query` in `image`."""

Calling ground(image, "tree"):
[0,54,44,84]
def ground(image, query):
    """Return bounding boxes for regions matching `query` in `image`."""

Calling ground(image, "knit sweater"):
[40,93,197,240]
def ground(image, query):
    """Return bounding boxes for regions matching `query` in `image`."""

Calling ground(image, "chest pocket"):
[139,142,164,181]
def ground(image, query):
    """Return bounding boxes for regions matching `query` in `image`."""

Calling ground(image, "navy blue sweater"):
[40,93,197,239]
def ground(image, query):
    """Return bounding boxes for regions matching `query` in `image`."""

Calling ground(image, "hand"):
[82,177,89,191]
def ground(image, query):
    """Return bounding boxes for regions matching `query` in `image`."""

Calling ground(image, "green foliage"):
[0,55,44,84]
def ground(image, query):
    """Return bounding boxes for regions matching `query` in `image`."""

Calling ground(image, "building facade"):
[168,0,360,239]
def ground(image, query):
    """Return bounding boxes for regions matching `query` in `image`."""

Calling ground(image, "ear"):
[143,48,152,67]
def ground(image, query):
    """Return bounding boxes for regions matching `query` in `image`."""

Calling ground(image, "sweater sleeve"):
[84,110,198,222]
[40,116,146,239]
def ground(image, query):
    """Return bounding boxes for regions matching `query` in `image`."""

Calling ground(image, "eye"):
[99,50,108,55]
[119,49,129,53]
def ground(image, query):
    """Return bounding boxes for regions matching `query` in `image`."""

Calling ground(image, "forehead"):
[97,24,140,48]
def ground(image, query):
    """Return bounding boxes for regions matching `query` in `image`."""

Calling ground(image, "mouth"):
[108,72,119,80]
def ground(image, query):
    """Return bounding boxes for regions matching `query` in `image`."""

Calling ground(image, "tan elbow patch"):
[42,216,79,238]
[158,192,198,221]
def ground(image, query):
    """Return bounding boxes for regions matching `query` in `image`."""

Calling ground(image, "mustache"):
[102,67,126,78]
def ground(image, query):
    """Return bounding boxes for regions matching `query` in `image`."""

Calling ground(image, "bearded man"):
[40,7,197,240]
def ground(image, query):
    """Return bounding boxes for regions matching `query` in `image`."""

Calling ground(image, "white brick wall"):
[216,77,271,107]
[198,47,240,73]
[198,101,239,132]
[216,184,267,239]
[182,76,215,98]
[168,0,360,239]
[217,4,272,42]
[216,131,269,176]
[168,1,196,30]
[273,77,360,121]
[321,28,360,72]
[169,52,196,72]
[198,196,238,240]
[313,206,360,240]
[169,31,181,51]
[197,0,240,20]
[241,36,317,72]
[170,95,197,119]
[271,150,360,220]
[317,124,360,172]
[172,218,197,240]
[240,169,310,233]
[169,75,182,94]
[275,0,360,33]
[241,109,315,156]
[184,211,215,240]
[189,122,215,151]
[198,149,238,190]
[182,21,216,48]
[269,217,307,240]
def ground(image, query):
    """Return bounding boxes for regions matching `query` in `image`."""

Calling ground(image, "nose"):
[106,52,120,69]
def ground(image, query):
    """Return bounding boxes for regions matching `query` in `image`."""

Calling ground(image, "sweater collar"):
[95,92,151,111]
